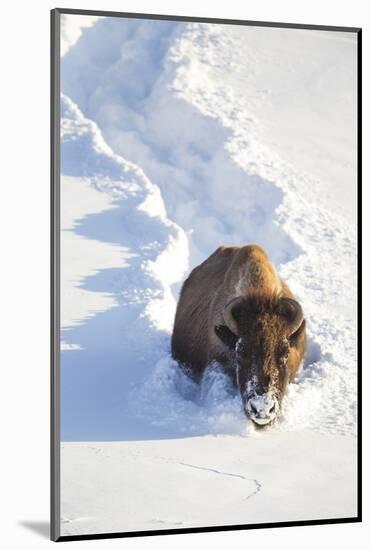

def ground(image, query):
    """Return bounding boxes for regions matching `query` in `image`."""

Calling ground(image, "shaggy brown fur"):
[171,244,307,421]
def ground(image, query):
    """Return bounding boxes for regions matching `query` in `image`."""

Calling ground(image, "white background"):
[0,0,368,548]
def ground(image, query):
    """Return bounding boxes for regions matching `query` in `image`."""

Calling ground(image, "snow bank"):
[60,95,190,439]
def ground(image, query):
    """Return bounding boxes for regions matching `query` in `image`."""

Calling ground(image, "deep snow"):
[59,15,358,535]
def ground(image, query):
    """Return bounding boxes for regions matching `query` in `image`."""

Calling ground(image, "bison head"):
[214,293,306,426]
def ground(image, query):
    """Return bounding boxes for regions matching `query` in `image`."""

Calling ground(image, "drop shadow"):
[18,521,49,539]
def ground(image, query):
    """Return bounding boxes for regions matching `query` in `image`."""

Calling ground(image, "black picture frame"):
[51,7,362,542]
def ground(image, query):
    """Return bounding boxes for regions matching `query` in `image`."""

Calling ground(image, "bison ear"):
[214,324,239,350]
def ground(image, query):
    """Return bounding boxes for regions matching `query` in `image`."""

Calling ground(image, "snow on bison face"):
[235,332,290,425]
[215,293,305,426]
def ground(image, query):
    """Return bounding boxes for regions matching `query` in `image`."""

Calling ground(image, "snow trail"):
[60,17,357,440]
[62,18,300,270]
[178,462,262,501]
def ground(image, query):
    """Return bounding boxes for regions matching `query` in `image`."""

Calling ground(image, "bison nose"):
[247,394,278,425]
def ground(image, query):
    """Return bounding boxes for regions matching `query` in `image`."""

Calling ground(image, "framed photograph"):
[51,8,361,542]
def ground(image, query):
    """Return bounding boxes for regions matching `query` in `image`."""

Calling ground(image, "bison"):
[171,244,306,426]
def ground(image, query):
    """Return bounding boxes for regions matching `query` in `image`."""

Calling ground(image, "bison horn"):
[278,297,304,335]
[223,297,244,336]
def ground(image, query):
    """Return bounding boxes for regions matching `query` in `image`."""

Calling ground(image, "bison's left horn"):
[223,297,244,336]
[278,297,304,335]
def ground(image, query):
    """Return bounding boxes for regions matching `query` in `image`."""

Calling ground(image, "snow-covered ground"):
[59,15,358,536]
[61,432,357,536]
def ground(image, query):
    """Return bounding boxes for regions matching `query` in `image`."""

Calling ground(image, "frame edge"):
[49,9,362,542]
[51,7,61,543]
[54,7,361,33]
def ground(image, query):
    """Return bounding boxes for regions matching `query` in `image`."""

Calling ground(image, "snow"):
[59,15,358,536]
[60,14,101,56]
[61,432,357,536]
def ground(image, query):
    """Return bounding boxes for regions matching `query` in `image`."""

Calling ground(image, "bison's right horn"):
[278,297,304,335]
[223,297,244,336]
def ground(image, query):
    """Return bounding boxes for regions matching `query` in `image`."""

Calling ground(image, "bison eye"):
[280,338,290,353]
[278,340,289,367]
